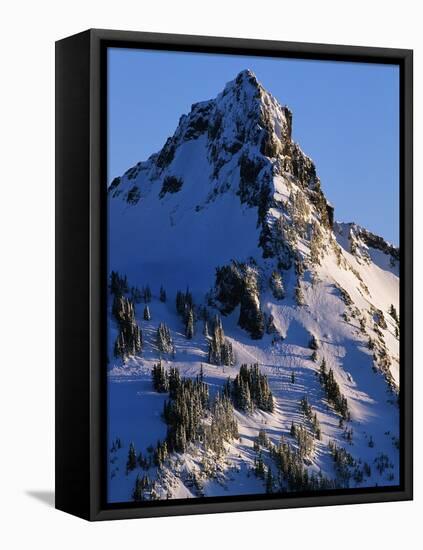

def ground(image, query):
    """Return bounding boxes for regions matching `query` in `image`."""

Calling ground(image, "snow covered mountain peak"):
[109,69,328,236]
[107,70,401,502]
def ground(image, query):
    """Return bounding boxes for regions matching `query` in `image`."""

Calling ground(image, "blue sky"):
[108,48,399,244]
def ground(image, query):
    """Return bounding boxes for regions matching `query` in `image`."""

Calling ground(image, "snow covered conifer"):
[156,322,173,354]
[113,295,142,358]
[132,475,144,501]
[144,305,151,321]
[270,270,285,300]
[185,307,195,339]
[295,282,305,306]
[152,361,169,393]
[266,467,274,493]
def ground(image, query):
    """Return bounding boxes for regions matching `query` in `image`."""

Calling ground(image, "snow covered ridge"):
[108,70,400,503]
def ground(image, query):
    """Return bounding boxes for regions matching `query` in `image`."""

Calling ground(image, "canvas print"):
[107,48,400,504]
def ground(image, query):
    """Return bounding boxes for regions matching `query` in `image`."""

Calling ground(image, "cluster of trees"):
[272,215,296,269]
[131,473,162,501]
[328,440,356,487]
[156,322,173,354]
[112,294,142,358]
[225,363,274,413]
[132,474,151,501]
[151,361,168,393]
[111,270,167,307]
[343,426,353,444]
[159,175,183,199]
[290,422,314,459]
[373,308,387,330]
[309,221,323,266]
[287,190,310,239]
[213,261,265,339]
[238,267,265,339]
[319,359,350,421]
[110,270,129,295]
[389,304,400,338]
[295,281,305,306]
[299,396,321,440]
[110,271,173,360]
[176,288,193,316]
[208,315,235,366]
[253,451,276,493]
[162,371,209,452]
[153,440,169,467]
[129,284,152,304]
[126,438,170,476]
[389,304,399,324]
[202,393,239,457]
[255,432,337,492]
[126,442,138,474]
[176,288,196,339]
[374,452,393,475]
[155,366,239,457]
[269,270,285,300]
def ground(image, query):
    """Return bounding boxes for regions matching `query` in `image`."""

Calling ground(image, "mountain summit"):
[108,71,400,502]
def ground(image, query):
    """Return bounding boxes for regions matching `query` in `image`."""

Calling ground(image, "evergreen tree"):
[230,364,274,413]
[208,315,234,366]
[132,474,144,501]
[159,286,167,302]
[389,304,399,323]
[309,221,323,266]
[113,295,142,359]
[185,307,195,339]
[266,467,274,493]
[152,361,169,393]
[132,474,150,501]
[319,359,350,420]
[203,392,239,456]
[156,322,173,354]
[270,270,285,300]
[110,271,129,295]
[130,286,143,303]
[143,305,151,321]
[254,453,265,478]
[295,282,305,306]
[168,367,181,399]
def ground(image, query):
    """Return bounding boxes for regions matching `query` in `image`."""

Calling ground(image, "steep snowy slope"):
[107,70,400,502]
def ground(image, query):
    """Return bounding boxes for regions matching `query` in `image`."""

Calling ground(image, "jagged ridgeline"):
[107,69,400,501]
[109,69,337,276]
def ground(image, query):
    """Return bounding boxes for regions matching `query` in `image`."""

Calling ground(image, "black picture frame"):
[55,28,413,521]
